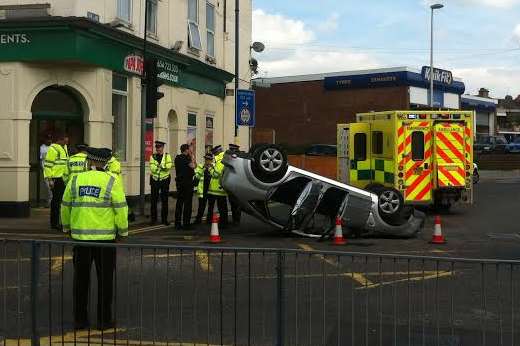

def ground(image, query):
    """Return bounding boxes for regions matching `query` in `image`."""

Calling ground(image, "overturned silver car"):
[222,144,425,238]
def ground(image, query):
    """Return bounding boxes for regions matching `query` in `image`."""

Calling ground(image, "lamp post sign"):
[236,89,255,127]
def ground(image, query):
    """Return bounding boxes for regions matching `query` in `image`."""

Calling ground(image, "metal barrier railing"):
[1,239,520,345]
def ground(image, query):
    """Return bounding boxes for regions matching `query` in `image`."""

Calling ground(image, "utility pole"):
[139,0,149,216]
[234,0,239,139]
[430,4,444,108]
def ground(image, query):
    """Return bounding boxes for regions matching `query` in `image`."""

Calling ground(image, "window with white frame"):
[112,74,128,161]
[116,0,131,22]
[187,0,202,50]
[206,2,215,57]
[146,0,158,34]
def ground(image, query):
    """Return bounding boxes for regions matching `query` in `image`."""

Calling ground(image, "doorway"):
[29,86,85,206]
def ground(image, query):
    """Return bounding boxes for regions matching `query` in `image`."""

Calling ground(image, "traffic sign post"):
[236,89,255,127]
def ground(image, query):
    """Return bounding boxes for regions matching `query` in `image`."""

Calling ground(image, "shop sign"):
[124,54,144,76]
[145,119,154,161]
[157,59,180,84]
[421,66,453,85]
[0,33,30,44]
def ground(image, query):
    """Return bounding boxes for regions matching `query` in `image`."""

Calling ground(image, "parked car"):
[505,137,520,153]
[474,135,508,154]
[304,144,337,156]
[221,144,425,238]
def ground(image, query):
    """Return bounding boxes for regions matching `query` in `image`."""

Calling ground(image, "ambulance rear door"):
[433,122,466,188]
[403,121,433,203]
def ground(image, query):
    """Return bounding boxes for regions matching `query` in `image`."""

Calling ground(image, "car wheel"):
[366,185,406,225]
[251,144,288,183]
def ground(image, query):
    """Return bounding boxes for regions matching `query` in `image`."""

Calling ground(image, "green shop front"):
[0,18,233,217]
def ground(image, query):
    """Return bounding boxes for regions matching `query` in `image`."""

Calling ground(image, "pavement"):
[1,173,520,345]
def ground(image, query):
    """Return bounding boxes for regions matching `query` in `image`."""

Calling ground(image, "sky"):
[251,0,520,98]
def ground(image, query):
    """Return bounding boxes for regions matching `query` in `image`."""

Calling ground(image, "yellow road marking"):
[50,255,73,273]
[0,232,65,238]
[356,270,454,290]
[196,250,214,272]
[297,243,374,286]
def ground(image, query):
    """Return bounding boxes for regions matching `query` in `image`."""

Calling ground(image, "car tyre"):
[366,185,407,226]
[251,144,289,183]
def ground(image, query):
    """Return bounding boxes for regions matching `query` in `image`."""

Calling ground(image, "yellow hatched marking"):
[356,270,454,290]
[195,250,214,272]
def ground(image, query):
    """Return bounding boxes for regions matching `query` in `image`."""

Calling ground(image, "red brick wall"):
[254,81,409,147]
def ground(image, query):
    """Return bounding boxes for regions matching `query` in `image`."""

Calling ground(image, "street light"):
[430,3,444,108]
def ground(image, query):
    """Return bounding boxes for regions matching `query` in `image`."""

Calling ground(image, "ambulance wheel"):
[251,144,288,183]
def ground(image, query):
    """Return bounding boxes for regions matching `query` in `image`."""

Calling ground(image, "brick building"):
[252,67,465,151]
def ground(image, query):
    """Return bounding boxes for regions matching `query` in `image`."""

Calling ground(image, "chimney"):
[478,88,489,98]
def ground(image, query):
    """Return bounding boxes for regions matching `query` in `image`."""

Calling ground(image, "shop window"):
[372,131,383,155]
[354,133,366,161]
[206,2,215,57]
[117,0,131,22]
[205,115,214,153]
[187,112,197,157]
[112,74,128,161]
[188,0,202,50]
[411,131,424,161]
[146,0,158,34]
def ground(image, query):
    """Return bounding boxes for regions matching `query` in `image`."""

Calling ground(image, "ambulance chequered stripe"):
[436,132,465,162]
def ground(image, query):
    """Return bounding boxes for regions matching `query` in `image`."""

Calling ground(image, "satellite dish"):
[251,41,265,53]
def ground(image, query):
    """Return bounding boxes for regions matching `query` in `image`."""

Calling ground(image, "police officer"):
[61,147,128,330]
[194,153,213,224]
[150,141,173,225]
[44,132,69,230]
[174,144,195,230]
[228,144,242,225]
[207,145,228,227]
[64,143,88,184]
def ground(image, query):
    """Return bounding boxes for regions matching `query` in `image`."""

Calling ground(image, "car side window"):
[354,133,367,161]
[411,131,425,161]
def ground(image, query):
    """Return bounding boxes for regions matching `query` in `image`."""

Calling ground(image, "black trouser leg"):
[183,187,193,226]
[160,177,170,223]
[150,180,159,222]
[73,246,93,326]
[94,246,116,327]
[207,195,216,224]
[196,195,208,221]
[175,183,184,227]
[217,196,229,226]
[50,178,65,228]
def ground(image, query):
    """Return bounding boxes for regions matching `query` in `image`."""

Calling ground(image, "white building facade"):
[0,0,252,217]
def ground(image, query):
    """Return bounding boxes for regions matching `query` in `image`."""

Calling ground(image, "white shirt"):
[40,144,50,161]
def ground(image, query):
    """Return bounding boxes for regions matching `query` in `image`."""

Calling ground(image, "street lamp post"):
[430,3,444,108]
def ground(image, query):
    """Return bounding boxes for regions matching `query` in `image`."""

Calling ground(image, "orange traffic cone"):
[209,213,221,243]
[430,215,446,244]
[332,216,347,245]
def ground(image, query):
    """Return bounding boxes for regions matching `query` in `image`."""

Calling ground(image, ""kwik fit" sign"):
[421,66,453,85]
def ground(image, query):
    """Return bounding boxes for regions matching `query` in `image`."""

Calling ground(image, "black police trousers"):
[150,176,171,223]
[175,180,193,227]
[73,245,116,328]
[50,178,65,228]
[207,195,228,226]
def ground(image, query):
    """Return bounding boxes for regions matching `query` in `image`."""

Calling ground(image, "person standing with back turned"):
[43,132,69,230]
[61,147,128,330]
[207,145,228,228]
[174,144,195,230]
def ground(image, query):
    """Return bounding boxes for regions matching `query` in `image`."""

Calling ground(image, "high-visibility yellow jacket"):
[208,152,227,196]
[150,153,173,181]
[64,152,88,183]
[43,143,69,179]
[107,156,121,175]
[194,163,210,197]
[61,170,128,241]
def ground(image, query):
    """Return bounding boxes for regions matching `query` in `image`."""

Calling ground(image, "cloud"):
[316,13,340,33]
[514,24,520,42]
[252,9,314,47]
[423,0,520,8]
[258,48,380,77]
[454,67,520,97]
[253,9,379,77]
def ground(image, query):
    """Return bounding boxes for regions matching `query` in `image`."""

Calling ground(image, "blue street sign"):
[236,89,255,127]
